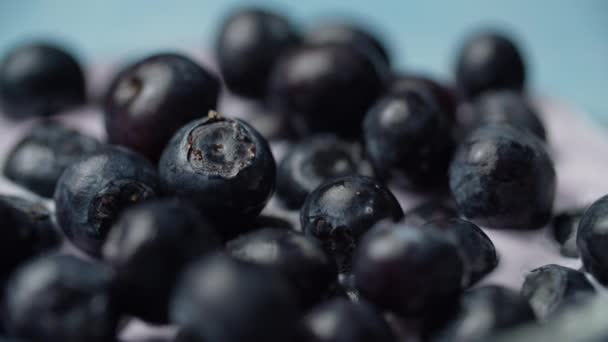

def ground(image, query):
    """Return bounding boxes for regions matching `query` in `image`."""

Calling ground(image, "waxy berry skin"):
[577,195,608,285]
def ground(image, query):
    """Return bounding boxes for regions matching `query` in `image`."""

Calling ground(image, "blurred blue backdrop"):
[0,0,606,122]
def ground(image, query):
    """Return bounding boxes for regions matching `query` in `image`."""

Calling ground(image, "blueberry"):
[426,286,535,341]
[170,254,300,342]
[104,53,220,161]
[159,111,275,238]
[552,209,584,258]
[449,124,556,229]
[4,255,117,342]
[227,228,336,309]
[3,121,102,197]
[472,90,546,140]
[216,8,300,98]
[0,42,85,119]
[422,218,498,287]
[304,22,391,68]
[0,195,60,285]
[353,223,464,316]
[301,175,403,272]
[456,31,526,99]
[103,198,221,324]
[277,134,372,209]
[363,92,454,189]
[577,195,608,285]
[298,298,396,342]
[388,74,457,122]
[402,200,458,227]
[268,43,386,139]
[521,264,595,321]
[54,146,160,256]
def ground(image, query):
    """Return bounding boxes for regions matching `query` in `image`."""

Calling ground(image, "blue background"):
[1,1,606,123]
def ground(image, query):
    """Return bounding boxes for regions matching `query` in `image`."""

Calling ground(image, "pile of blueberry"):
[0,6,607,342]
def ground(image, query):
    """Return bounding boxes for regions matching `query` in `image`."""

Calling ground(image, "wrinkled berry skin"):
[388,74,457,122]
[422,218,498,287]
[521,264,595,321]
[354,223,464,316]
[159,113,275,238]
[170,254,300,342]
[402,200,458,227]
[217,8,300,98]
[268,44,386,139]
[456,32,526,99]
[103,199,221,324]
[299,298,396,342]
[4,121,102,197]
[0,43,85,119]
[577,195,608,285]
[449,124,555,230]
[364,92,454,189]
[426,286,535,342]
[4,255,117,342]
[301,175,403,272]
[472,90,546,140]
[552,209,584,258]
[227,228,336,309]
[0,196,60,284]
[304,22,391,68]
[277,134,372,209]
[104,53,220,161]
[54,146,160,256]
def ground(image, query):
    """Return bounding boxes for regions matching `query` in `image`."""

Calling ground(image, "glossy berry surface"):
[449,124,556,229]
[268,43,386,139]
[227,228,336,309]
[216,8,300,98]
[402,200,458,227]
[0,43,85,119]
[104,53,220,161]
[4,255,117,342]
[300,175,403,272]
[577,195,608,285]
[103,198,221,324]
[521,264,595,321]
[170,254,300,342]
[299,298,396,342]
[4,121,102,197]
[472,90,546,140]
[304,22,391,68]
[456,32,526,99]
[277,134,371,209]
[159,112,276,238]
[0,195,60,284]
[364,92,454,189]
[552,209,584,258]
[426,285,535,342]
[388,74,457,122]
[54,146,160,256]
[422,218,498,286]
[353,223,464,316]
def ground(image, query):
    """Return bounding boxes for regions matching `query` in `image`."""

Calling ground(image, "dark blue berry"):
[552,209,584,258]
[104,53,220,161]
[456,31,526,99]
[277,134,372,209]
[0,43,85,119]
[158,111,275,238]
[103,198,221,324]
[449,124,556,229]
[388,74,457,123]
[402,200,458,227]
[4,121,102,197]
[217,8,300,98]
[300,175,403,272]
[577,195,608,285]
[4,255,117,342]
[54,146,160,256]
[353,223,464,316]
